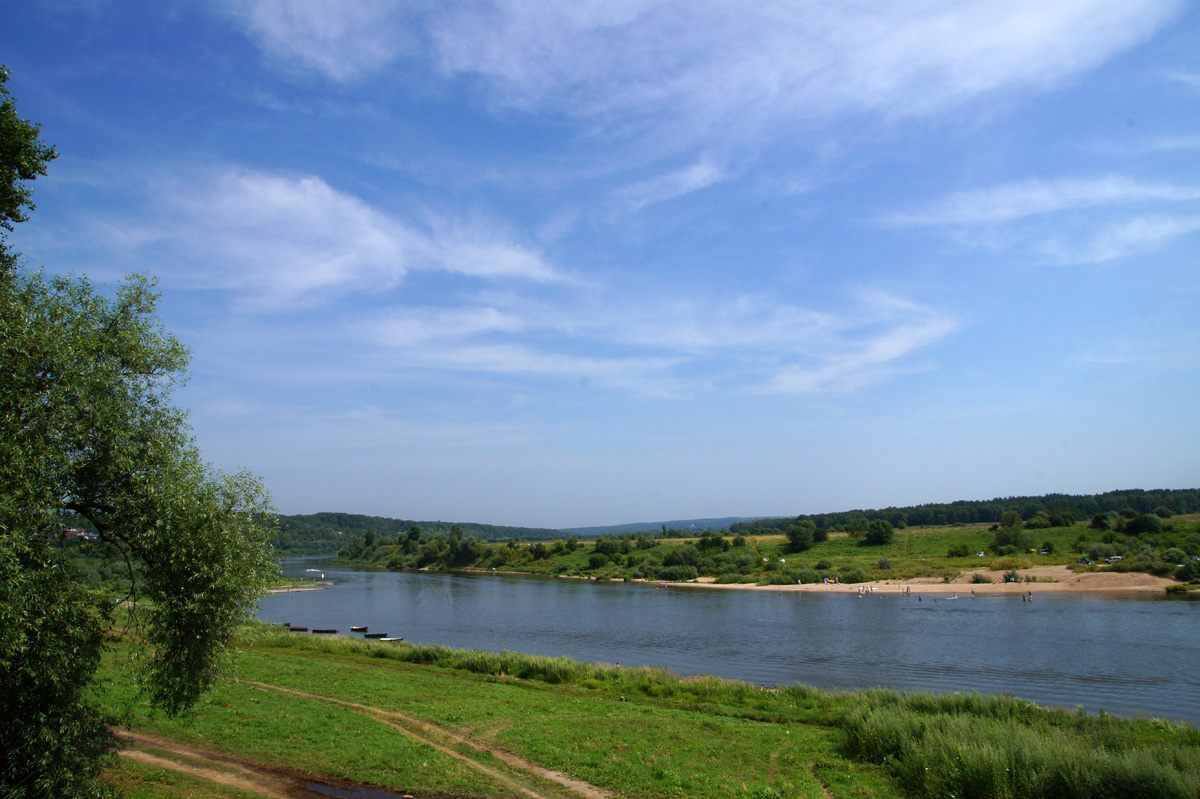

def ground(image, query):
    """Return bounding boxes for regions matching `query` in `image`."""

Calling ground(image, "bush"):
[815,559,833,571]
[1176,561,1200,582]
[839,567,869,584]
[876,558,892,570]
[946,544,969,558]
[1126,514,1164,536]
[587,553,610,570]
[991,557,1032,571]
[663,545,702,568]
[1091,513,1111,530]
[786,520,817,552]
[971,573,993,584]
[864,519,894,546]
[657,564,698,581]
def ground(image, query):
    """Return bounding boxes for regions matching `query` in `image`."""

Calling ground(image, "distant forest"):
[275,512,562,555]
[275,488,1199,555]
[730,488,1200,535]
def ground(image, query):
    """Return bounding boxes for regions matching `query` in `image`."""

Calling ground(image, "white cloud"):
[356,289,957,397]
[217,0,411,81]
[885,175,1200,263]
[1042,214,1200,263]
[617,157,728,211]
[111,169,565,308]
[758,293,959,394]
[886,177,1200,227]
[217,1,1183,142]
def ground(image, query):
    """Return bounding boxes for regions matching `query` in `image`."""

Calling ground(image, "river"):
[259,558,1200,724]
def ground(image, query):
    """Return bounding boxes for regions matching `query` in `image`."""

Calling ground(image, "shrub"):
[657,564,698,581]
[587,553,610,570]
[971,573,993,584]
[815,559,833,571]
[839,566,869,584]
[1003,569,1022,583]
[865,519,894,546]
[1176,561,1200,582]
[1127,514,1164,536]
[663,545,701,568]
[946,544,969,558]
[876,558,892,570]
[786,520,817,552]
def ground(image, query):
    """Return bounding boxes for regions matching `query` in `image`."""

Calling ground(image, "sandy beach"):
[682,565,1177,595]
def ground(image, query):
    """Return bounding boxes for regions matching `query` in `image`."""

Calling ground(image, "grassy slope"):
[340,517,1200,585]
[99,629,1200,799]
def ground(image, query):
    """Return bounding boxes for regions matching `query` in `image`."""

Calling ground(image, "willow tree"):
[0,67,277,797]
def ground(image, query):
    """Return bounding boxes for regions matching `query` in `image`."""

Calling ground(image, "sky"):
[3,1,1199,529]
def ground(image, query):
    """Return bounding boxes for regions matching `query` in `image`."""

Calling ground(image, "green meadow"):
[99,626,1200,799]
[336,514,1200,586]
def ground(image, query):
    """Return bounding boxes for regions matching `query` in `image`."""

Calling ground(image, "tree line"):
[730,488,1200,535]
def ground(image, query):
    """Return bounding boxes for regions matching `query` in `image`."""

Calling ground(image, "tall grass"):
[248,627,1200,799]
[842,691,1200,799]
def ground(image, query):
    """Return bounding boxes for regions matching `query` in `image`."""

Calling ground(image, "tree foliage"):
[1,70,276,796]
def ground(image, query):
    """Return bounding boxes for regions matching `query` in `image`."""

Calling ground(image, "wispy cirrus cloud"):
[884,177,1200,227]
[617,157,729,211]
[75,168,569,309]
[217,0,414,81]
[215,0,1184,144]
[885,175,1200,263]
[355,289,958,397]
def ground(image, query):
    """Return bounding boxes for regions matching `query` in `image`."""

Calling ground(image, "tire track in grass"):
[118,731,315,798]
[238,679,612,799]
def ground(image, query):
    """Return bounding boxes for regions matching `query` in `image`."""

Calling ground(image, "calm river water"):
[260,559,1200,724]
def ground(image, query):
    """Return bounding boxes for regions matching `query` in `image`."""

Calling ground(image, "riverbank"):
[265,581,332,593]
[680,565,1177,594]
[100,629,1200,799]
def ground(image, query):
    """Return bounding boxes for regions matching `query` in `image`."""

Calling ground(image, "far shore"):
[669,565,1177,595]
[266,582,332,593]
[322,561,1187,596]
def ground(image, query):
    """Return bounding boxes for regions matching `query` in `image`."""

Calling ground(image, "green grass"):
[97,627,1200,799]
[102,758,265,799]
[340,519,1200,586]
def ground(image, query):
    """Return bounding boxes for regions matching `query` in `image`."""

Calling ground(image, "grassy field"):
[97,626,1200,799]
[338,515,1200,587]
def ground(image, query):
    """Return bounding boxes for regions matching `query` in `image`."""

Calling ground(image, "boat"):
[350,626,367,632]
[379,637,405,642]
[363,632,388,639]
[312,628,337,634]
[288,626,308,632]
[304,568,321,572]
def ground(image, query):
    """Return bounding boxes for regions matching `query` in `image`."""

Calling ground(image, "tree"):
[0,67,55,244]
[1,70,276,797]
[786,519,817,552]
[864,519,894,546]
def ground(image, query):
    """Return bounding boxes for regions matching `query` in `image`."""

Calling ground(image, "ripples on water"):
[260,560,1200,724]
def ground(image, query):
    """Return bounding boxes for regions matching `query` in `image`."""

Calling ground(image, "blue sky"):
[4,1,1198,529]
